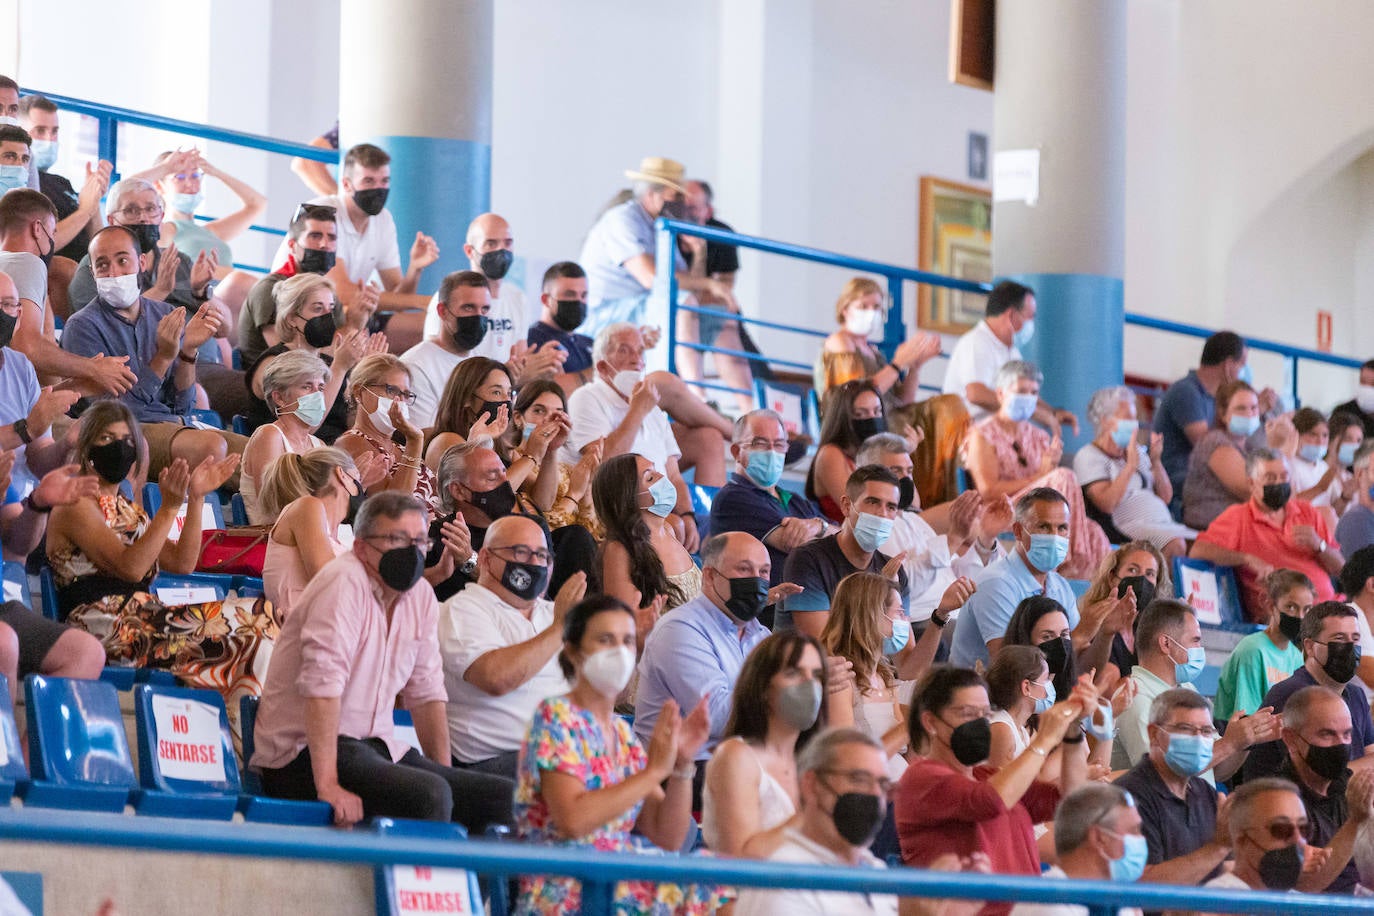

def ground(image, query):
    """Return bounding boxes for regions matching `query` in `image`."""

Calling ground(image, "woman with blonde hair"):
[335,353,435,504]
[1078,540,1173,687]
[239,350,329,524]
[813,277,942,403]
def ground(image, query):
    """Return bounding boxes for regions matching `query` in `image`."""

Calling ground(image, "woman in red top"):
[895,666,1097,916]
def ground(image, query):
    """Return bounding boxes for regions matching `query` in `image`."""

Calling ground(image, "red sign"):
[1317,311,1333,352]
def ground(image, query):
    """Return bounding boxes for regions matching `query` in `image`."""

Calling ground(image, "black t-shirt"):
[426,513,487,602]
[1332,399,1374,439]
[39,170,91,262]
[680,217,740,277]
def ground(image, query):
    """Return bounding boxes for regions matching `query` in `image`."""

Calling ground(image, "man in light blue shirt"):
[949,487,1082,669]
[635,532,782,768]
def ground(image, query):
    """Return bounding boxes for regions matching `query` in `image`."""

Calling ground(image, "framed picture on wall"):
[918,176,992,334]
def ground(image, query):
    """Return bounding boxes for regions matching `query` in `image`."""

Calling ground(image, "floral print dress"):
[514,696,722,916]
[51,494,279,715]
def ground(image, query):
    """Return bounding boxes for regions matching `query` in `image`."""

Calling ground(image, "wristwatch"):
[460,554,479,576]
[11,418,30,445]
[1315,539,1329,556]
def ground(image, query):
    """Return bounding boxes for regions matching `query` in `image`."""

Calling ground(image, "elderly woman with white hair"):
[240,350,331,525]
[1075,386,1196,559]
[242,271,384,442]
[963,360,1110,578]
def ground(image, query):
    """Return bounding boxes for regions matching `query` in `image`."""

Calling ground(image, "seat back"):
[143,483,226,532]
[0,673,29,787]
[371,818,480,916]
[25,675,136,789]
[240,694,262,794]
[231,415,250,437]
[2,560,30,609]
[755,379,817,442]
[188,408,224,430]
[38,567,59,622]
[133,684,241,796]
[230,492,248,526]
[1172,556,1252,632]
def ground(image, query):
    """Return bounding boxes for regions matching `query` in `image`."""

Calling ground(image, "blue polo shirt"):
[61,295,194,424]
[779,534,910,631]
[633,593,770,759]
[948,550,1080,670]
[1155,370,1212,494]
[579,198,686,306]
[710,472,825,586]
[526,321,593,374]
[1243,666,1374,781]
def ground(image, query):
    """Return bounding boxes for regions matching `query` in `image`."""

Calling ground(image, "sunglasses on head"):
[293,203,338,223]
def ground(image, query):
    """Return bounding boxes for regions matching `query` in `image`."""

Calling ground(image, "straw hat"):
[624,157,686,193]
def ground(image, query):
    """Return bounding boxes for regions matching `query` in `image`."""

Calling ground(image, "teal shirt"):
[170,219,233,265]
[1214,630,1303,719]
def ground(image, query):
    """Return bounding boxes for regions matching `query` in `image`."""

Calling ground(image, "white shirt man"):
[422,212,526,364]
[438,516,576,781]
[400,271,493,430]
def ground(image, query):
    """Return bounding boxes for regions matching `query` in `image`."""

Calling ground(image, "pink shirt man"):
[251,550,447,769]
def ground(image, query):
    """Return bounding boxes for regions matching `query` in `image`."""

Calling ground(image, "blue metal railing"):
[654,218,1359,408]
[2,807,1368,916]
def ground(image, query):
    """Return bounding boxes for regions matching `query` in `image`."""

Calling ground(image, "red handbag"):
[196,527,270,576]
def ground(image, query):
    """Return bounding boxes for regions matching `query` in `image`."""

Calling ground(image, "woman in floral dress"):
[514,594,723,916]
[46,402,277,712]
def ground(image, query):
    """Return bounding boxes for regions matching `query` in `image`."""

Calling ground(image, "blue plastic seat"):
[1172,556,1256,632]
[2,559,31,609]
[0,673,30,802]
[231,415,250,437]
[188,408,224,430]
[19,675,135,812]
[231,349,242,371]
[131,684,242,820]
[371,818,481,916]
[237,694,333,824]
[99,668,179,691]
[143,482,226,530]
[230,492,248,526]
[38,567,59,622]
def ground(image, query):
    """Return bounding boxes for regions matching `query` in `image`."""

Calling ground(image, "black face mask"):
[829,790,884,847]
[1117,575,1156,611]
[1261,482,1292,511]
[478,248,513,281]
[945,716,991,766]
[717,574,768,623]
[128,222,161,255]
[1256,842,1304,891]
[500,558,550,602]
[377,545,425,592]
[467,481,516,519]
[851,416,887,444]
[1303,739,1351,782]
[1320,640,1362,684]
[450,314,488,352]
[1277,612,1303,644]
[37,226,55,269]
[897,476,916,511]
[300,312,337,349]
[352,187,389,216]
[476,398,509,426]
[552,298,587,332]
[88,439,138,485]
[297,246,336,275]
[660,198,688,220]
[0,311,16,349]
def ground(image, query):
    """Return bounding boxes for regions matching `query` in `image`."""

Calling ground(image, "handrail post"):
[581,878,613,912]
[1288,355,1300,409]
[883,276,904,362]
[656,221,680,375]
[97,116,119,181]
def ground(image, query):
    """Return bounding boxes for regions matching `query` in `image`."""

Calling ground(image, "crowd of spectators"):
[8,75,1374,913]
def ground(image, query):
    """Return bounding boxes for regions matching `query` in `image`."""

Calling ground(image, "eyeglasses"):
[0,297,19,316]
[366,384,418,406]
[1245,820,1308,844]
[819,768,893,796]
[742,437,789,453]
[172,171,204,181]
[362,534,432,552]
[293,202,338,223]
[113,204,164,220]
[489,544,552,566]
[1161,723,1217,739]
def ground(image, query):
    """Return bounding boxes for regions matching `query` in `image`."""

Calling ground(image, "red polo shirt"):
[1196,498,1335,620]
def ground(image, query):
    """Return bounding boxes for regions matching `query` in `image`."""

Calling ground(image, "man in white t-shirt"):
[736,728,899,916]
[1010,783,1146,916]
[942,280,1077,435]
[400,270,493,430]
[438,515,580,781]
[563,323,726,551]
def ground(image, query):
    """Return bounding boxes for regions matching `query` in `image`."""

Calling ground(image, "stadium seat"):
[238,695,333,825]
[231,415,250,437]
[133,684,330,824]
[688,483,718,526]
[1172,556,1255,633]
[189,408,224,430]
[231,349,242,371]
[19,675,135,812]
[371,818,482,916]
[99,668,178,692]
[230,492,248,526]
[38,567,59,622]
[143,482,226,530]
[0,673,29,802]
[2,559,31,609]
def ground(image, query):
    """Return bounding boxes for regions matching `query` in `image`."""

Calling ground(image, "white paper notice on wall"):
[993,149,1041,206]
[152,694,226,783]
[389,865,476,914]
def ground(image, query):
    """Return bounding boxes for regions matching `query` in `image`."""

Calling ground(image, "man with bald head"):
[438,514,585,780]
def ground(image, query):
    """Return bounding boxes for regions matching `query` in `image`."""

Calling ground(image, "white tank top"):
[701,737,796,852]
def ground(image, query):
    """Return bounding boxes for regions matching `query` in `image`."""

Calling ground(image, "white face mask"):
[610,369,643,398]
[844,308,880,338]
[95,273,141,309]
[581,645,636,698]
[368,394,406,437]
[1356,384,1374,414]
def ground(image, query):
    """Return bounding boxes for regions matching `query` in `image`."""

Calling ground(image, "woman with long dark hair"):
[805,379,904,522]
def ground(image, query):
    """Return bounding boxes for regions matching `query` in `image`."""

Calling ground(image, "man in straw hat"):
[579,156,755,411]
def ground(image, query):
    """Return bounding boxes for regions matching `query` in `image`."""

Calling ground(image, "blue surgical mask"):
[1006,392,1038,423]
[1108,832,1149,883]
[1110,419,1139,450]
[1340,441,1360,466]
[1227,414,1260,438]
[1031,679,1056,715]
[0,165,26,194]
[30,140,57,171]
[521,423,534,442]
[1162,732,1213,778]
[852,512,894,553]
[883,618,911,656]
[1082,700,1113,740]
[1013,317,1036,348]
[1169,638,1207,684]
[642,475,677,518]
[1237,363,1254,385]
[170,191,203,214]
[1025,533,1070,573]
[1298,443,1327,463]
[745,449,785,489]
[287,390,327,429]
